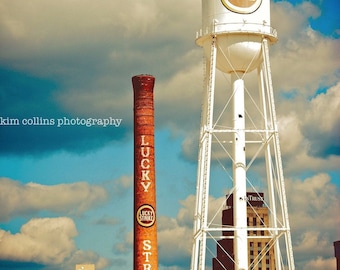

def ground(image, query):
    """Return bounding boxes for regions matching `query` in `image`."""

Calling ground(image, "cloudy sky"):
[0,0,339,269]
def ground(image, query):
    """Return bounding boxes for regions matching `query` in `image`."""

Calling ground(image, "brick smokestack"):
[132,75,158,270]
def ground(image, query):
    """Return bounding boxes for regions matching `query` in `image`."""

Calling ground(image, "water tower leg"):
[191,36,217,270]
[262,38,295,270]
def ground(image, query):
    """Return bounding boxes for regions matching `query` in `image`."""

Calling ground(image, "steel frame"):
[190,36,295,270]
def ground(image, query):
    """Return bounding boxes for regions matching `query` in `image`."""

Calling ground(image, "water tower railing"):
[196,22,278,41]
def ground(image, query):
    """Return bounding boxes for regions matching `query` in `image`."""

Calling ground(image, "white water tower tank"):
[196,0,277,73]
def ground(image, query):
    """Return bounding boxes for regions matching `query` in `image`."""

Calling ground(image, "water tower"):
[191,0,295,269]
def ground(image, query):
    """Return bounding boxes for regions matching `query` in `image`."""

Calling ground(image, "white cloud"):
[294,230,332,258]
[271,2,339,95]
[0,177,108,221]
[0,0,338,135]
[275,82,340,173]
[113,229,133,254]
[0,0,201,118]
[62,249,110,270]
[158,217,192,267]
[159,195,225,268]
[278,112,304,156]
[94,215,120,226]
[287,173,340,232]
[1,0,338,145]
[303,256,336,270]
[285,173,340,267]
[0,217,76,264]
[0,217,109,269]
[281,147,340,175]
[0,0,199,68]
[0,0,123,55]
[271,1,320,41]
[301,83,340,157]
[110,174,133,197]
[156,55,202,132]
[304,84,340,132]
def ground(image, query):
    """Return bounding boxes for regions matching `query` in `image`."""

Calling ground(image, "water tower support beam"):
[231,72,248,270]
[262,38,295,270]
[191,36,217,270]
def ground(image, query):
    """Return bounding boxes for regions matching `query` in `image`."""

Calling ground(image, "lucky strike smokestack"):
[132,75,158,270]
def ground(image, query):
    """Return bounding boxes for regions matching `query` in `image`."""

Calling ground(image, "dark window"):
[253,217,257,226]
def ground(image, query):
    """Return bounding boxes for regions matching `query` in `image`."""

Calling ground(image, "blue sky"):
[0,0,339,269]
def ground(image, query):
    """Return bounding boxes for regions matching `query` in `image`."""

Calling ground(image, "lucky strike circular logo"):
[136,204,155,227]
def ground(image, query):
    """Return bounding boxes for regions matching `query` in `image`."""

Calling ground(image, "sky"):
[0,0,339,269]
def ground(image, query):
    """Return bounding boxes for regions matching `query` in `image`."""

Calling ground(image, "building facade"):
[213,192,275,270]
[334,241,340,270]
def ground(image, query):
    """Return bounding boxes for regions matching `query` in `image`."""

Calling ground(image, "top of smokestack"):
[132,74,154,81]
[133,74,154,78]
[132,74,155,89]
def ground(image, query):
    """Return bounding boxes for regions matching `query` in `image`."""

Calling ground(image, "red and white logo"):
[136,205,156,227]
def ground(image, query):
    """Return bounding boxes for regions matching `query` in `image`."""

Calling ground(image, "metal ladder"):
[193,35,217,270]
